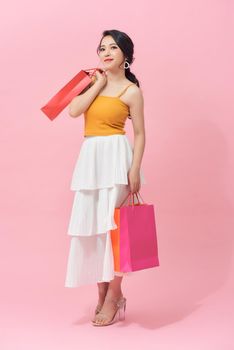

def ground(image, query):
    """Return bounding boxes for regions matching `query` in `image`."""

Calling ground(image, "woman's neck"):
[105,68,126,84]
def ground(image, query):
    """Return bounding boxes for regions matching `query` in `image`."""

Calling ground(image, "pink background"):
[1,0,234,348]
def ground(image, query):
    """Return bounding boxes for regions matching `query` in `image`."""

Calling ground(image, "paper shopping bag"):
[110,192,160,272]
[40,67,102,120]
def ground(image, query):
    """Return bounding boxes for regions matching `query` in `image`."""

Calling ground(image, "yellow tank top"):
[84,83,135,136]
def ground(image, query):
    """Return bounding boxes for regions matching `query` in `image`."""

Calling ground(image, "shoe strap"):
[106,296,126,307]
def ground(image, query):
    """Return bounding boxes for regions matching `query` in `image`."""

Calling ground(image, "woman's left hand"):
[128,166,141,193]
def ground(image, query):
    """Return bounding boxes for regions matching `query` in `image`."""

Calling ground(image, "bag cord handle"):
[84,67,104,78]
[118,191,146,208]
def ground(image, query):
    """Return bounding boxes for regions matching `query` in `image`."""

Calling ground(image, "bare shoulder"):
[125,83,144,107]
[127,83,143,96]
[121,81,143,107]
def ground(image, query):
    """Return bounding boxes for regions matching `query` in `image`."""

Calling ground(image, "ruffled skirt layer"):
[64,134,146,287]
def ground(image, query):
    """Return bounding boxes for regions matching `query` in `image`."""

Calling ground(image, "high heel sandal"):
[93,285,109,320]
[92,296,127,326]
[95,304,102,314]
[91,303,102,322]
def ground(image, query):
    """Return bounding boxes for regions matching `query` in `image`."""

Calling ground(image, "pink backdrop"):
[1,0,234,348]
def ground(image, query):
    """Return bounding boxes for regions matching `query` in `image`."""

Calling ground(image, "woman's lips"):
[104,59,113,62]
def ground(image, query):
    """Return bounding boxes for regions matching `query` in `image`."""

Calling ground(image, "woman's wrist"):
[130,164,140,171]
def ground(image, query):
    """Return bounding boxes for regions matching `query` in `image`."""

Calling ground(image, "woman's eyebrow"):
[100,43,117,47]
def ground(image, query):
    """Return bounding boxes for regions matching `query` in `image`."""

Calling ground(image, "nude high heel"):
[92,296,127,326]
[95,304,102,314]
[91,304,102,322]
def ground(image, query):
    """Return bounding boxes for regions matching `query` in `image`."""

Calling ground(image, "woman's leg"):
[106,275,124,299]
[97,281,109,305]
[93,275,124,325]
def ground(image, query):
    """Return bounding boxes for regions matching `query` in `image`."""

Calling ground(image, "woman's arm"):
[68,71,106,118]
[68,81,102,118]
[128,87,146,193]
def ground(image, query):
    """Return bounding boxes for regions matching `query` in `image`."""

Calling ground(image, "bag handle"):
[84,67,104,78]
[119,191,146,208]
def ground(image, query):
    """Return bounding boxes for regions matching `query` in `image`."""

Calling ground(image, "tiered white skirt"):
[64,134,146,287]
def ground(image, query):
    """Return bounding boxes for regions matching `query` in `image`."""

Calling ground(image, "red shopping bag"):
[110,192,160,273]
[40,67,103,120]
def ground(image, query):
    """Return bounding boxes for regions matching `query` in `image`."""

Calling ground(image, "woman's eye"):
[99,46,117,51]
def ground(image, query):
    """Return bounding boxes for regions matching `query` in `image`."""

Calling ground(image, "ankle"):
[106,290,123,300]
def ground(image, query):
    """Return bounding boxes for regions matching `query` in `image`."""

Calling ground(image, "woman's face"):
[98,35,125,70]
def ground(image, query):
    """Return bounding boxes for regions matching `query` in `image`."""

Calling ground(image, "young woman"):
[65,29,146,326]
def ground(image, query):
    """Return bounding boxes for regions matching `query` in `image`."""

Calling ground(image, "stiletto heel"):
[118,298,126,321]
[92,296,127,326]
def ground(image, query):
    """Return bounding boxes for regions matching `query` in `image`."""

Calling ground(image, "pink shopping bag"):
[40,67,103,121]
[110,192,160,272]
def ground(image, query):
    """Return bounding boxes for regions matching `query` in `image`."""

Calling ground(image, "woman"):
[65,29,146,326]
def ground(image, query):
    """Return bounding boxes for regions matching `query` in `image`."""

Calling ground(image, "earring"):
[124,59,130,69]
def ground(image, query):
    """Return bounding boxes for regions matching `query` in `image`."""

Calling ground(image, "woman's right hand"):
[93,69,107,89]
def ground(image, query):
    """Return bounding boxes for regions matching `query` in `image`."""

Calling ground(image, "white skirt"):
[64,134,146,287]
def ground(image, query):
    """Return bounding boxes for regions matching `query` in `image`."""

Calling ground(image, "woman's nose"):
[104,49,111,56]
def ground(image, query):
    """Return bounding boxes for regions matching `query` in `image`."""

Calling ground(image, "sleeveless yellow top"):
[84,83,135,136]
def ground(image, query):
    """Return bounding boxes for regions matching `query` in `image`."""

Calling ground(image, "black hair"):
[96,29,140,87]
